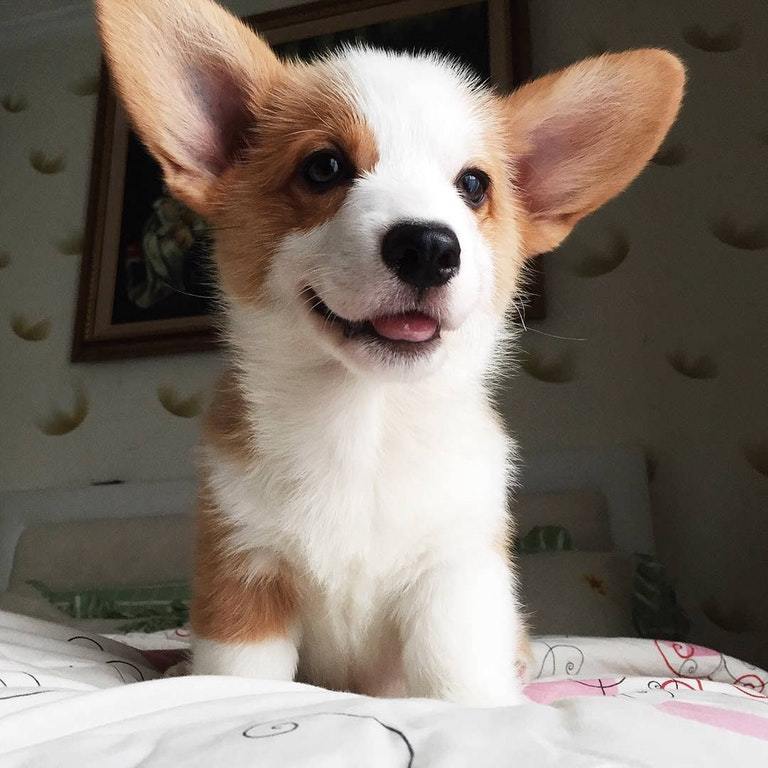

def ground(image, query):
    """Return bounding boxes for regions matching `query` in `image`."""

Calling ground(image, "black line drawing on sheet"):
[243,711,414,766]
[0,691,49,702]
[106,660,145,682]
[67,635,105,651]
[22,672,41,686]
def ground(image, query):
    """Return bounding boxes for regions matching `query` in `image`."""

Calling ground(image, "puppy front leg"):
[398,552,525,706]
[191,566,300,678]
[191,501,300,680]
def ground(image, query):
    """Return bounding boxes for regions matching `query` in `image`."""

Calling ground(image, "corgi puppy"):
[96,0,683,705]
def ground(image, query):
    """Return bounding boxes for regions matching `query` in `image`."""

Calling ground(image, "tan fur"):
[469,126,528,313]
[202,370,253,462]
[458,50,686,315]
[212,64,379,303]
[197,375,299,645]
[97,1,379,305]
[501,50,686,256]
[95,0,282,213]
[191,485,297,644]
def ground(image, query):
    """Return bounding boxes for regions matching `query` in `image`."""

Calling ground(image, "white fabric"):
[1,610,767,766]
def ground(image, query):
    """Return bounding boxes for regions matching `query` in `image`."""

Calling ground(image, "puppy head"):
[96,0,684,379]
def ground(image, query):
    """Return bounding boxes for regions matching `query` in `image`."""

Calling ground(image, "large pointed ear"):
[95,0,281,214]
[502,49,685,256]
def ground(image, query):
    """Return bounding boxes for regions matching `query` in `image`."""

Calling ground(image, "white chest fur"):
[206,360,513,586]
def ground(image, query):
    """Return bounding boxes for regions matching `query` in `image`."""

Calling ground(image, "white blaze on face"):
[295,49,496,328]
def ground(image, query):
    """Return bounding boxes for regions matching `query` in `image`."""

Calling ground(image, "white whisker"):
[513,298,587,342]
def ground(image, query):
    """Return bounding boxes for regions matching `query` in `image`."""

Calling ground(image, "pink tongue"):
[371,312,438,342]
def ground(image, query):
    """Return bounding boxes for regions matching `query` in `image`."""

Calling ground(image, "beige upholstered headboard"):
[0,479,196,591]
[0,446,652,592]
[9,515,193,591]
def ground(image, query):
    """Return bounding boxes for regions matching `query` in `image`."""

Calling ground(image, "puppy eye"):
[302,149,348,191]
[456,169,489,207]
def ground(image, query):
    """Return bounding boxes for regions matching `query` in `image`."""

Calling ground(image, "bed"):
[0,447,766,764]
[0,611,766,765]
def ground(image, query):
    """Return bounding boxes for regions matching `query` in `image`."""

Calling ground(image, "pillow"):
[519,551,636,637]
[9,515,192,591]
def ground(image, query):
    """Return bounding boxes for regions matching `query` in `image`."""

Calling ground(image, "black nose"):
[381,222,461,290]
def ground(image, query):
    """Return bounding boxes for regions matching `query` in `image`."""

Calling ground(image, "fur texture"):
[95,0,684,705]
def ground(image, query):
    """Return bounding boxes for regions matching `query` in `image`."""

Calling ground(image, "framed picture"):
[72,0,537,362]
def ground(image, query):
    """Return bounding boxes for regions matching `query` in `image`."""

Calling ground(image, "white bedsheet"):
[1,610,766,766]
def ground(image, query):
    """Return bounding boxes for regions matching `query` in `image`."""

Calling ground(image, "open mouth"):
[304,287,441,354]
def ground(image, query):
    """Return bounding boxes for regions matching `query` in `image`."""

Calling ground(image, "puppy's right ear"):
[95,0,281,214]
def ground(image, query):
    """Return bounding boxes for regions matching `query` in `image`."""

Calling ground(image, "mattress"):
[0,610,766,765]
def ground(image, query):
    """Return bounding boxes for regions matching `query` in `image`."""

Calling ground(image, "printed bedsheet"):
[0,610,766,766]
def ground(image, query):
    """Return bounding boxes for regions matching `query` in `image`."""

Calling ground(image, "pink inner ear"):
[182,62,252,178]
[516,110,610,218]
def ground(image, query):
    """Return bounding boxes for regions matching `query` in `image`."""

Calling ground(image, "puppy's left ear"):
[502,49,685,256]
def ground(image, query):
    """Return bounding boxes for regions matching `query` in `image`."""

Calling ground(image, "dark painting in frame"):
[72,0,539,362]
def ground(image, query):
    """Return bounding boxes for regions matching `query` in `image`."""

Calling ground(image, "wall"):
[507,0,768,659]
[0,1,312,491]
[1,1,766,656]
